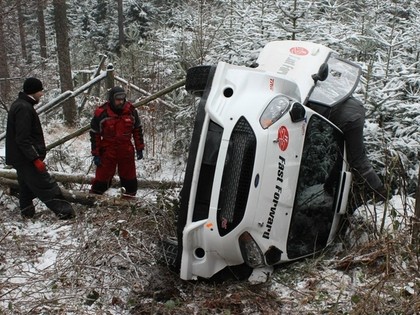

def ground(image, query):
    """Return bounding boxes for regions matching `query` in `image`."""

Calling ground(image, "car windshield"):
[287,114,344,259]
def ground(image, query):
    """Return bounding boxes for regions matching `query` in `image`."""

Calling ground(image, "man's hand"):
[136,150,143,160]
[93,156,101,166]
[33,159,47,173]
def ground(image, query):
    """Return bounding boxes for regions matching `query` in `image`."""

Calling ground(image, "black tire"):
[185,65,212,97]
[159,238,179,270]
[206,264,254,282]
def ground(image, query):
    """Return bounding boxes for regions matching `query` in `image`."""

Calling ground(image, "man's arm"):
[14,105,41,162]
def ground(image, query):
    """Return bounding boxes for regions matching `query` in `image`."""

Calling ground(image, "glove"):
[33,158,47,173]
[136,150,143,160]
[93,156,101,166]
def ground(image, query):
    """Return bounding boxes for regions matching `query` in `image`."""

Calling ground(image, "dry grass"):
[0,190,419,314]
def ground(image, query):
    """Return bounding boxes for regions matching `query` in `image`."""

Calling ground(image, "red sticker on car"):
[269,78,274,90]
[290,47,308,56]
[221,217,228,229]
[278,126,289,151]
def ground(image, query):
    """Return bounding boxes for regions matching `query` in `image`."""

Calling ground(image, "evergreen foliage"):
[0,0,418,193]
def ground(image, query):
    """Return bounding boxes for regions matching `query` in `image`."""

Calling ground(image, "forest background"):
[0,0,419,314]
[0,0,419,193]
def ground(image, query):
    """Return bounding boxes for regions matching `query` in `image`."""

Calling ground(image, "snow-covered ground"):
[1,187,417,314]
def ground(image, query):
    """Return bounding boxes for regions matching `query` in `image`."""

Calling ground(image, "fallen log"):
[46,79,186,151]
[0,169,182,207]
[0,177,95,206]
[0,168,181,189]
[0,176,181,207]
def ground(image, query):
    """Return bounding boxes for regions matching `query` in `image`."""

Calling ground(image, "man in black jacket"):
[5,77,75,220]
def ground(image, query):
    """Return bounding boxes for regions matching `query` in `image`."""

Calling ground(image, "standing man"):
[89,86,145,196]
[5,77,76,220]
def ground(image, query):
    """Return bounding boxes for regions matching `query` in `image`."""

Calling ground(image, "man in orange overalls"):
[89,86,145,196]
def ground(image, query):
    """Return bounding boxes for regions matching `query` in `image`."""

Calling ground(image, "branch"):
[46,79,186,151]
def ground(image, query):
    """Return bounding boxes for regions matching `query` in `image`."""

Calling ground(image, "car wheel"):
[159,238,179,271]
[185,65,212,97]
[207,263,254,282]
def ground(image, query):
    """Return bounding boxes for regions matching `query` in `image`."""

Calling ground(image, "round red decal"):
[290,47,309,56]
[278,126,289,151]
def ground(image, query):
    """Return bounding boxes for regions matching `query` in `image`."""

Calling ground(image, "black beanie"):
[23,77,44,94]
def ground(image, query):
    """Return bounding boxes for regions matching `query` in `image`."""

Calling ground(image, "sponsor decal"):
[269,78,275,91]
[277,55,300,75]
[277,47,308,75]
[263,155,285,239]
[221,217,228,230]
[206,222,214,231]
[301,117,307,135]
[278,126,289,151]
[290,46,309,56]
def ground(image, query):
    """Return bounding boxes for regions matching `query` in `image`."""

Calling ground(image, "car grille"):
[217,117,256,236]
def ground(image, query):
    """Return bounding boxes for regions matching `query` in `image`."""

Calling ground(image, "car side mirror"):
[289,102,306,122]
[312,62,329,83]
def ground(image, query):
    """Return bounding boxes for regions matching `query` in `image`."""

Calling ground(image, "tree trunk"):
[117,0,125,55]
[0,0,11,100]
[53,0,77,127]
[413,158,420,252]
[37,0,48,60]
[0,177,160,207]
[17,0,28,61]
[0,168,181,190]
[0,171,181,207]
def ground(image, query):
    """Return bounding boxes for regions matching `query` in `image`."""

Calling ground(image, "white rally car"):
[173,40,361,280]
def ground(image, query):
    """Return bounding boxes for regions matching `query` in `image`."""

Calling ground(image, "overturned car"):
[172,40,361,280]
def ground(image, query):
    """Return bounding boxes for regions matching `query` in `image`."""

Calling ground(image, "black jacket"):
[5,92,46,166]
[328,96,365,132]
[308,96,365,132]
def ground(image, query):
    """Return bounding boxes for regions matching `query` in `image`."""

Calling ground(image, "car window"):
[287,114,344,259]
[308,55,361,107]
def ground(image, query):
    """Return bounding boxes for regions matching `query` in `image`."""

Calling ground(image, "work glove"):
[136,150,143,160]
[93,156,101,166]
[33,158,47,173]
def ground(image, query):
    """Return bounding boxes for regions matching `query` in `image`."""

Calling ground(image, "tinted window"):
[287,114,344,259]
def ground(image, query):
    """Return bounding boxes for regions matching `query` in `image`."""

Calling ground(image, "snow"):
[1,0,419,310]
[0,115,185,313]
[1,185,415,313]
[0,94,417,313]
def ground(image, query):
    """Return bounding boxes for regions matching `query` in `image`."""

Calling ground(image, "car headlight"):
[260,95,291,129]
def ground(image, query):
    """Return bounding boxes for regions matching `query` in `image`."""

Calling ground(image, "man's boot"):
[21,205,36,219]
[45,198,76,220]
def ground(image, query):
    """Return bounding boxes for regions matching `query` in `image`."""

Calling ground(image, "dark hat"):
[23,77,44,94]
[108,86,126,101]
[114,92,126,100]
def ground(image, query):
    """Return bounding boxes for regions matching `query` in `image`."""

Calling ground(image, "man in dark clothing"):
[89,86,145,196]
[5,77,76,220]
[309,96,386,202]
